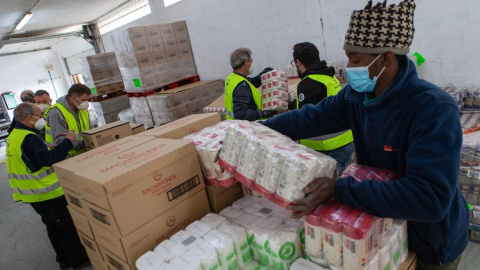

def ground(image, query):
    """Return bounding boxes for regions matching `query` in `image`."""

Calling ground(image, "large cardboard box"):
[75,138,205,236]
[67,205,94,239]
[206,183,244,213]
[63,188,87,215]
[139,113,221,139]
[130,123,145,135]
[53,136,155,193]
[78,232,108,270]
[100,246,132,270]
[83,121,133,150]
[91,190,210,267]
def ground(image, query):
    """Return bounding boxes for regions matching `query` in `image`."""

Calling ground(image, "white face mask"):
[248,64,255,75]
[37,104,50,113]
[76,98,89,110]
[34,118,46,130]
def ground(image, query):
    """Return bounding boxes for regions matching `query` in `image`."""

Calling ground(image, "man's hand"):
[65,130,76,142]
[261,110,278,119]
[288,175,337,218]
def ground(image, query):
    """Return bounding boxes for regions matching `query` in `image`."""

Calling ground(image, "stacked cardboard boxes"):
[145,80,224,126]
[90,95,131,126]
[111,21,196,93]
[79,52,125,96]
[82,121,132,150]
[55,127,218,268]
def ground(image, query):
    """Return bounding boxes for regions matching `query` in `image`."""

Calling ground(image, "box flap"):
[83,121,130,135]
[139,113,220,138]
[207,94,224,107]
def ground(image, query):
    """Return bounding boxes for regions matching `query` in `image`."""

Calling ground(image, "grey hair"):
[230,48,252,69]
[20,89,35,103]
[14,102,34,121]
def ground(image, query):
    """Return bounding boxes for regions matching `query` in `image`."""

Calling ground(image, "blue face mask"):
[346,54,386,93]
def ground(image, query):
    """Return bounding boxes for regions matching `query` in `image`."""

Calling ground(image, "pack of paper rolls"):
[217,120,337,208]
[136,196,305,270]
[261,70,289,112]
[182,121,238,187]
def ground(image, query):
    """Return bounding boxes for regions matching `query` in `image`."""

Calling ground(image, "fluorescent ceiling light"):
[16,13,33,30]
[164,0,182,7]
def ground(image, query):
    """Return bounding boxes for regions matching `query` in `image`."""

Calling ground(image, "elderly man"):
[34,89,53,141]
[262,1,468,269]
[7,90,36,135]
[224,48,277,121]
[6,103,90,270]
[45,83,91,156]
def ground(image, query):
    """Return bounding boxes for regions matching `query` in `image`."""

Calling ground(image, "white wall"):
[101,0,480,85]
[0,49,70,118]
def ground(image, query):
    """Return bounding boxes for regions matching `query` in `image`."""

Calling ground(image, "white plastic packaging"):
[342,209,374,270]
[393,219,408,262]
[186,221,213,238]
[290,258,328,270]
[203,230,239,270]
[366,253,379,270]
[136,251,165,270]
[218,223,253,268]
[266,226,303,270]
[200,213,228,229]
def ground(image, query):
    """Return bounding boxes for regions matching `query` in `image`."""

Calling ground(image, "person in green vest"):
[45,83,91,156]
[292,42,354,174]
[34,89,52,142]
[7,103,90,270]
[225,47,278,121]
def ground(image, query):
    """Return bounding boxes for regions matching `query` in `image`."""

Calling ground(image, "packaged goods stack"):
[136,196,304,270]
[78,52,125,96]
[111,21,197,128]
[146,80,224,125]
[460,132,480,236]
[203,93,226,121]
[260,70,289,112]
[53,130,214,269]
[89,95,131,126]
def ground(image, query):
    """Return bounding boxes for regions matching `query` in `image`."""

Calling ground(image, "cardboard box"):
[63,188,87,215]
[399,251,417,270]
[139,113,221,139]
[130,123,145,135]
[53,136,155,193]
[76,138,205,236]
[91,190,210,266]
[67,205,94,239]
[206,183,244,213]
[100,246,132,270]
[179,48,193,60]
[90,95,130,115]
[83,121,132,150]
[208,93,224,108]
[176,36,191,51]
[172,21,189,39]
[78,232,107,270]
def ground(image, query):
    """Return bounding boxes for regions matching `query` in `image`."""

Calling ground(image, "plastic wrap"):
[118,108,135,123]
[218,223,253,268]
[129,96,154,128]
[342,209,374,270]
[136,251,165,270]
[78,52,124,90]
[462,131,480,166]
[111,22,197,93]
[340,164,398,182]
[261,70,289,112]
[266,225,303,270]
[437,80,463,111]
[321,202,353,267]
[146,95,174,125]
[203,230,240,270]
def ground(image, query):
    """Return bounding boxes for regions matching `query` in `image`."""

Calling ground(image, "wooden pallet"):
[89,90,126,102]
[127,75,201,97]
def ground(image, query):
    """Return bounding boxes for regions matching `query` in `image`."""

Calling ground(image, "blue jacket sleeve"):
[335,101,462,222]
[22,134,73,172]
[262,88,351,140]
[233,82,262,121]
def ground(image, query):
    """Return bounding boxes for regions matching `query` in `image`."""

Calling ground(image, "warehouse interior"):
[1,0,480,269]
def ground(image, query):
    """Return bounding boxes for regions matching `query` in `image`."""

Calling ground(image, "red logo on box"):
[166,216,176,227]
[153,171,162,181]
[118,152,135,159]
[189,127,197,134]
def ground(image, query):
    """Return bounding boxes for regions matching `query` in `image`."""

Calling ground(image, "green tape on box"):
[133,78,142,88]
[91,87,97,95]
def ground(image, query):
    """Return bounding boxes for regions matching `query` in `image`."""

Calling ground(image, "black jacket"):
[296,61,336,109]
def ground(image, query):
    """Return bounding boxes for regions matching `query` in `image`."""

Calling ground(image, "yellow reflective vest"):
[297,74,353,151]
[7,128,63,203]
[224,73,262,120]
[45,103,89,156]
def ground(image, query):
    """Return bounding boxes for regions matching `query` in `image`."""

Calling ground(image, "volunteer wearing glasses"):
[6,103,90,270]
[45,83,91,156]
[262,1,468,269]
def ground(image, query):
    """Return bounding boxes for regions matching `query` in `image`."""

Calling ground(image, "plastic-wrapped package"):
[218,223,253,268]
[437,80,463,111]
[305,205,327,259]
[372,217,384,250]
[321,201,353,267]
[146,95,174,125]
[203,230,239,270]
[393,220,408,262]
[185,221,213,238]
[170,230,200,251]
[342,209,374,270]
[136,251,165,270]
[366,253,379,270]
[200,213,228,229]
[117,108,135,123]
[462,131,480,166]
[129,96,154,128]
[261,70,289,111]
[378,242,392,270]
[266,225,303,270]
[461,112,480,131]
[275,149,337,208]
[249,226,272,266]
[153,239,184,259]
[78,52,124,90]
[169,254,201,270]
[340,164,398,182]
[270,70,288,81]
[383,218,393,235]
[196,240,221,270]
[384,228,401,267]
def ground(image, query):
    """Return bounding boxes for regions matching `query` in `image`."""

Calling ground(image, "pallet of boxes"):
[53,113,243,270]
[112,21,200,129]
[78,52,130,126]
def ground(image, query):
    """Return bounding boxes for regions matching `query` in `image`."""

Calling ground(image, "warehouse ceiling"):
[0,0,131,55]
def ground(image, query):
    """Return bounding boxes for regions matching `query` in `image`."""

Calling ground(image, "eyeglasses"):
[290,59,296,67]
[30,114,43,118]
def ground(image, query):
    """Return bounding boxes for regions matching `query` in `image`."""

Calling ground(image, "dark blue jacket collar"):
[15,122,39,134]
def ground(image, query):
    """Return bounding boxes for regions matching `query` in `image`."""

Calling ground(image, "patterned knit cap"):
[343,0,416,55]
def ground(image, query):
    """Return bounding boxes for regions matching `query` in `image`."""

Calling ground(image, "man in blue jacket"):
[262,1,469,269]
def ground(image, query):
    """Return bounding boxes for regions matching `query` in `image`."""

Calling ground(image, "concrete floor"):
[0,143,479,270]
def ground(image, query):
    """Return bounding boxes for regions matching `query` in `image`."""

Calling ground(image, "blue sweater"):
[263,58,469,265]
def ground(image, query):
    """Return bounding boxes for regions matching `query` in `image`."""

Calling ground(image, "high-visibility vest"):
[7,129,63,203]
[45,103,89,156]
[297,74,353,151]
[224,73,262,120]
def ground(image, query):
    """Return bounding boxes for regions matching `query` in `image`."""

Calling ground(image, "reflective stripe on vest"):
[45,102,89,156]
[297,74,353,151]
[6,129,63,203]
[224,73,262,120]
